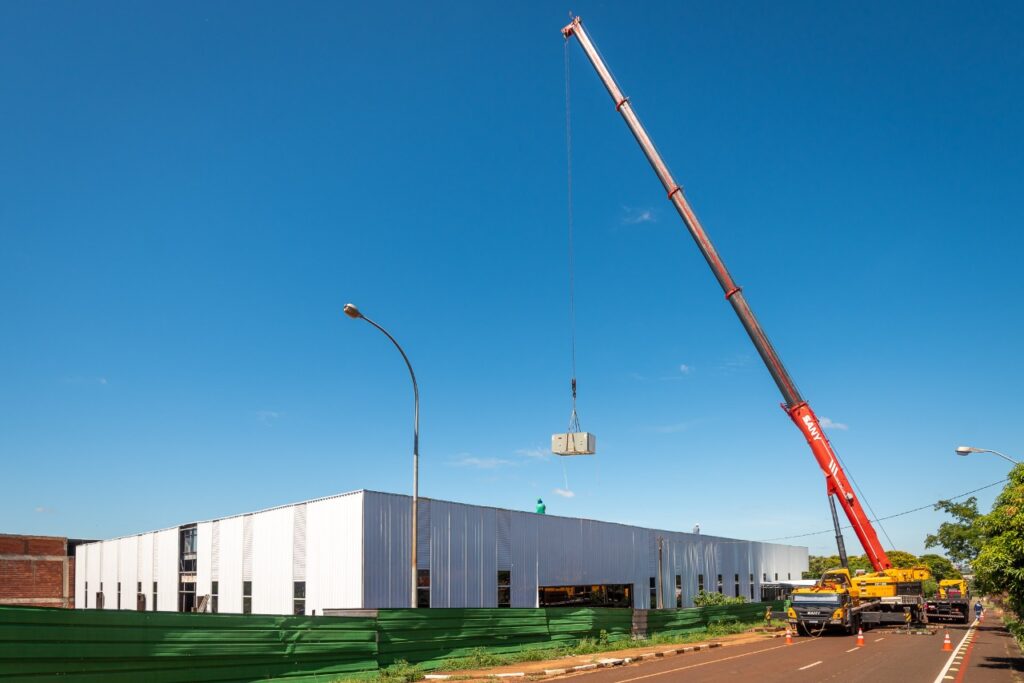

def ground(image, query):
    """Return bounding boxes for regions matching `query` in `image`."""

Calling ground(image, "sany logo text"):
[802,415,823,442]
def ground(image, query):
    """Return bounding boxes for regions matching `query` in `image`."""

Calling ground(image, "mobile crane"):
[561,17,930,634]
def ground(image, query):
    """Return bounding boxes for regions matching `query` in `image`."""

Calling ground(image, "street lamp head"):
[343,303,363,320]
[955,446,981,456]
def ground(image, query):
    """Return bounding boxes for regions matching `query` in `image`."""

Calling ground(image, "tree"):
[924,497,985,566]
[972,465,1024,615]
[885,550,919,568]
[917,554,959,583]
[693,590,746,606]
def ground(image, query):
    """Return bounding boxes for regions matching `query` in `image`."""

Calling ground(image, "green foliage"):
[925,497,985,566]
[972,465,1024,615]
[917,554,959,582]
[922,579,939,598]
[692,590,747,606]
[885,550,919,568]
[801,554,874,579]
[377,660,424,683]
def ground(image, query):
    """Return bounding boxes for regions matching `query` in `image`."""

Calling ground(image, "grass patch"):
[335,619,784,681]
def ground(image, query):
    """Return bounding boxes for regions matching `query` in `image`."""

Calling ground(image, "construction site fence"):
[0,601,781,682]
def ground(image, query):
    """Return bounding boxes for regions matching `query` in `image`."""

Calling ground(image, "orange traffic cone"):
[856,627,865,647]
[785,628,793,645]
[942,631,953,651]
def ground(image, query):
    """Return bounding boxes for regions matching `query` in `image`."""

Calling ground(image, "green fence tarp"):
[0,601,781,681]
[0,606,377,682]
[647,601,784,636]
[376,607,633,668]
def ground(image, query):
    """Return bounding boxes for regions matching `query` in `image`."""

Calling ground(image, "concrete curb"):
[443,640,731,680]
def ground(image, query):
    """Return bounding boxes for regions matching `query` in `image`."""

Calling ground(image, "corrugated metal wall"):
[74,489,806,615]
[362,491,807,610]
[155,529,178,612]
[252,505,294,615]
[305,491,362,614]
[196,521,213,604]
[218,516,244,614]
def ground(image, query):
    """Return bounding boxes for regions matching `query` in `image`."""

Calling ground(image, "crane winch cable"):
[563,33,582,438]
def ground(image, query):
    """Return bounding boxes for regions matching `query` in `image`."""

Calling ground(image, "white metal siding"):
[306,491,362,613]
[73,489,807,616]
[217,516,244,613]
[85,543,101,607]
[155,529,178,612]
[100,541,118,610]
[74,545,85,608]
[196,521,213,606]
[361,492,807,610]
[118,536,138,610]
[252,505,294,616]
[137,533,154,610]
[362,492,412,608]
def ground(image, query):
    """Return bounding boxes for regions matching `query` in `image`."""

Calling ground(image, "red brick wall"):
[0,534,71,608]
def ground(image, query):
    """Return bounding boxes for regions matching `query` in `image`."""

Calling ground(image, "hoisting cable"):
[832,448,897,552]
[564,28,582,439]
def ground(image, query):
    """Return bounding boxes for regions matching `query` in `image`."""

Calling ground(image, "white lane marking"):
[874,637,885,642]
[799,661,823,671]
[931,620,978,683]
[612,640,810,683]
[845,647,859,653]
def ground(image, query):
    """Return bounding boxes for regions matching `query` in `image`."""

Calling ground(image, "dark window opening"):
[211,581,219,614]
[153,582,158,611]
[497,570,511,608]
[649,577,657,609]
[179,524,198,612]
[698,574,705,593]
[416,570,430,608]
[734,574,740,598]
[787,573,791,580]
[242,581,252,614]
[538,584,633,608]
[179,577,196,613]
[717,574,723,594]
[117,582,121,610]
[763,572,768,582]
[293,581,306,616]
[749,574,755,600]
[179,525,198,572]
[675,574,683,608]
[85,582,88,609]
[774,573,778,581]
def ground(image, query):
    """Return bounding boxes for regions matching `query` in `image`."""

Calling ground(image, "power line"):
[757,479,1007,543]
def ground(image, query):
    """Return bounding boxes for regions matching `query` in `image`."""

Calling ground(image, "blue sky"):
[2,1,1022,558]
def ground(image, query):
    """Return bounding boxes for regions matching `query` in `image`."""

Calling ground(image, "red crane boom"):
[562,17,892,571]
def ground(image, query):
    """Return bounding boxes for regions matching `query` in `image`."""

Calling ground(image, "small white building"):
[74,490,807,615]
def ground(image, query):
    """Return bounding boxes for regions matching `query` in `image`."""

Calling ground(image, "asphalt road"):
[573,619,1023,683]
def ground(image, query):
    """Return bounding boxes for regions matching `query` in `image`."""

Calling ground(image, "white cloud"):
[553,488,575,498]
[34,506,52,514]
[257,410,281,422]
[64,376,109,386]
[819,417,849,431]
[679,364,692,374]
[515,447,549,460]
[622,207,655,225]
[451,455,514,469]
[650,420,698,434]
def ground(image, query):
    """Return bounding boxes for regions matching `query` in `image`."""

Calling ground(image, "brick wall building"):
[0,534,82,608]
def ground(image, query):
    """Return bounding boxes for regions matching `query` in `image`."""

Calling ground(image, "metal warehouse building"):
[74,490,807,615]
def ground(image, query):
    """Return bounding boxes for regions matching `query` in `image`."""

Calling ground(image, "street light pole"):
[955,445,1020,466]
[344,303,420,609]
